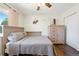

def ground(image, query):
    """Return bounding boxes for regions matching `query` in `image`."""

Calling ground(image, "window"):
[0,12,8,25]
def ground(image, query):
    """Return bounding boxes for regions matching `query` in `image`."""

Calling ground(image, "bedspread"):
[6,36,53,56]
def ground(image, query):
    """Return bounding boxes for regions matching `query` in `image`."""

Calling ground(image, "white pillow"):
[8,32,25,42]
[8,36,17,42]
[16,32,25,40]
[23,32,27,36]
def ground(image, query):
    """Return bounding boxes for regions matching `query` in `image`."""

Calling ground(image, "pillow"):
[8,36,16,42]
[16,32,25,40]
[8,32,25,42]
[23,32,27,36]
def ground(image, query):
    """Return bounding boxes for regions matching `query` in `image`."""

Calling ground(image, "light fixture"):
[37,6,40,11]
[45,3,52,8]
[36,3,52,11]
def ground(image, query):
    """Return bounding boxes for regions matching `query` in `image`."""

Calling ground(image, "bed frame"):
[2,26,42,55]
[2,26,24,55]
[26,32,41,36]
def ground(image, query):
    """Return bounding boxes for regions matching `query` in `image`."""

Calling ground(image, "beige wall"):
[7,9,19,26]
[7,9,24,27]
[18,13,25,27]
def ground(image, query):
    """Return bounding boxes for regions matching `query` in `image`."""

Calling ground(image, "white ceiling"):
[9,3,77,15]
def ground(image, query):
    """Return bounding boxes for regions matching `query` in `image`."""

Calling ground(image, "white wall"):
[18,13,25,27]
[23,14,62,36]
[61,4,79,51]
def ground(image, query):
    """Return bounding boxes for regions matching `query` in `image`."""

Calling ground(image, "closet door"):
[65,12,79,50]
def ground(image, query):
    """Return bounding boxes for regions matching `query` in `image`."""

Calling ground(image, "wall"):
[61,4,79,51]
[7,9,24,27]
[18,13,25,27]
[23,14,61,36]
[7,9,19,26]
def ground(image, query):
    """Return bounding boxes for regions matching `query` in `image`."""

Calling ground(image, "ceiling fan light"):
[45,3,52,8]
[37,6,40,11]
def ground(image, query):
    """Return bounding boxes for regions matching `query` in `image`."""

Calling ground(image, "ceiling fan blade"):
[45,3,52,8]
[37,6,40,11]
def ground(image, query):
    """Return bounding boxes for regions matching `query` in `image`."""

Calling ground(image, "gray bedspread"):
[6,36,53,56]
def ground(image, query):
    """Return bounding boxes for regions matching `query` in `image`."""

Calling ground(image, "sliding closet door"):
[65,12,79,51]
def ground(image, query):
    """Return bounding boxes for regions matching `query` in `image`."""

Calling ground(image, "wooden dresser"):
[48,25,66,44]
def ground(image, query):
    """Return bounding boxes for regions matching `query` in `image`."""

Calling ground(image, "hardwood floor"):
[53,44,79,56]
[4,44,79,56]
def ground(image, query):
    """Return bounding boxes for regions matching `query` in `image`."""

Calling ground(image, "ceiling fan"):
[37,3,52,11]
[45,3,52,8]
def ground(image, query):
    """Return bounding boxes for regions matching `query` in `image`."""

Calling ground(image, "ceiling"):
[9,3,77,15]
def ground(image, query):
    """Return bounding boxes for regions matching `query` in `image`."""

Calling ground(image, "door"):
[65,12,79,50]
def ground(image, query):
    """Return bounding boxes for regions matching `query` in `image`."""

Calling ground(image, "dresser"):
[48,25,66,44]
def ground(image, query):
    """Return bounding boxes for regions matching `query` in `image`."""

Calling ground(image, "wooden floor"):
[53,44,79,56]
[4,44,79,56]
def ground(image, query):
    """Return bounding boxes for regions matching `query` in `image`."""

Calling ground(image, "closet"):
[65,12,79,51]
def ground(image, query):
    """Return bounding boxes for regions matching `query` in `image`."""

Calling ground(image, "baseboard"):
[67,43,79,51]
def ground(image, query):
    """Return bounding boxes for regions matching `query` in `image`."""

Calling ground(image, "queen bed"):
[3,26,53,56]
[6,36,53,56]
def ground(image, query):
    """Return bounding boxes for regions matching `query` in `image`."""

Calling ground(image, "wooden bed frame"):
[2,26,42,55]
[2,26,24,55]
[26,32,41,36]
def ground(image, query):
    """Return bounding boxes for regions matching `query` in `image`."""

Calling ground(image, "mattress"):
[6,36,53,56]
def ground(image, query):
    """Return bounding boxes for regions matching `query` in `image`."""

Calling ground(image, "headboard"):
[2,26,24,55]
[26,32,41,36]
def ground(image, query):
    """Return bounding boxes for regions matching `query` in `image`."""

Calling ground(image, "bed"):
[3,26,53,56]
[6,36,53,56]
